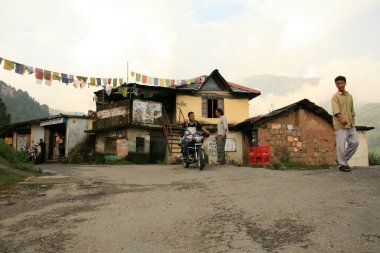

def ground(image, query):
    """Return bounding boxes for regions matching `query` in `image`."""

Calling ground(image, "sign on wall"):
[97,106,127,119]
[40,117,65,126]
[208,137,236,156]
[132,100,162,126]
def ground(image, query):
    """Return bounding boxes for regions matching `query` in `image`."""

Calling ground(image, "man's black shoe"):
[339,165,351,172]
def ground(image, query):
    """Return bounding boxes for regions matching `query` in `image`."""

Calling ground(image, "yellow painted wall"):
[176,95,249,124]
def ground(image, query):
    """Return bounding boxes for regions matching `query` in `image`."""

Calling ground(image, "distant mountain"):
[0,80,50,123]
[243,74,320,95]
[356,103,380,153]
[49,108,85,116]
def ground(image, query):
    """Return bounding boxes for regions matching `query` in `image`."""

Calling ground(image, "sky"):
[0,0,379,117]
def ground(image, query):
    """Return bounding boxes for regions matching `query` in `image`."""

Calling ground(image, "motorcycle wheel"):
[198,148,204,170]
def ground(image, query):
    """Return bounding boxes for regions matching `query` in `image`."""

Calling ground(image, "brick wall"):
[257,109,336,165]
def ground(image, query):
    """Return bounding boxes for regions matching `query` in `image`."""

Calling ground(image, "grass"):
[0,171,25,187]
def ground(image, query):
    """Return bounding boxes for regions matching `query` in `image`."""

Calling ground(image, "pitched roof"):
[235,99,332,130]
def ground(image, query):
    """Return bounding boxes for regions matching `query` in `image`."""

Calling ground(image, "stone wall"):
[257,109,336,165]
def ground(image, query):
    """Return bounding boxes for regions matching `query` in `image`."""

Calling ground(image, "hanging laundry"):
[3,59,15,71]
[15,63,25,75]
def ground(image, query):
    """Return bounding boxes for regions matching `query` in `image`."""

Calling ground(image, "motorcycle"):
[181,131,208,170]
[28,145,37,162]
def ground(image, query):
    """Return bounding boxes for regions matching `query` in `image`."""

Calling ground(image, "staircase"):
[167,126,182,157]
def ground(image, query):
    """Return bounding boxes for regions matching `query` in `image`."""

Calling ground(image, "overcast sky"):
[0,0,379,117]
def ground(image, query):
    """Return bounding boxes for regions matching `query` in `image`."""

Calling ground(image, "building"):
[4,114,94,160]
[235,99,336,165]
[88,69,261,163]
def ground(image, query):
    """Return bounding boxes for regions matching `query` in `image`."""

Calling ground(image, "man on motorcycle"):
[181,112,210,158]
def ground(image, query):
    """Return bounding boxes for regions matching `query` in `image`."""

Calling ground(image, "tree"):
[0,97,11,135]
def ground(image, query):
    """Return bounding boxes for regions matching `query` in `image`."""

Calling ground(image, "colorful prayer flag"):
[25,66,34,74]
[96,78,101,86]
[89,77,95,86]
[43,70,52,80]
[68,75,74,83]
[118,78,123,85]
[15,63,25,75]
[142,75,147,84]
[3,59,15,71]
[35,68,43,80]
[148,76,154,85]
[61,73,69,84]
[108,78,112,85]
[159,78,164,87]
[171,80,175,86]
[45,79,52,86]
[102,78,108,86]
[154,78,159,86]
[131,71,135,77]
[113,78,117,87]
[165,79,170,87]
[136,73,141,82]
[52,72,61,81]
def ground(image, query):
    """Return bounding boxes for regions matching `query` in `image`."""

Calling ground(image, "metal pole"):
[127,61,129,83]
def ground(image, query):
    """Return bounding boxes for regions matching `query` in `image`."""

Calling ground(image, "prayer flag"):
[154,78,159,86]
[0,57,3,65]
[45,79,52,86]
[90,77,96,86]
[136,73,141,82]
[35,68,43,80]
[96,78,101,86]
[15,63,25,75]
[181,80,186,85]
[159,78,164,87]
[74,79,80,88]
[108,78,112,85]
[43,70,51,80]
[36,79,43,85]
[25,66,34,74]
[68,75,74,83]
[118,78,123,85]
[3,59,15,71]
[171,80,175,86]
[82,77,88,83]
[142,75,147,84]
[165,79,170,87]
[186,79,192,85]
[148,76,154,85]
[102,78,108,86]
[52,72,61,81]
[113,78,117,87]
[131,71,135,77]
[61,73,69,84]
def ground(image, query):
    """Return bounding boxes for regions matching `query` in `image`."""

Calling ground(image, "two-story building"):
[88,69,261,164]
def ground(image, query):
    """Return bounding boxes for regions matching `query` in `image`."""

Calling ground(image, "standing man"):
[215,108,228,165]
[38,138,46,164]
[331,75,359,172]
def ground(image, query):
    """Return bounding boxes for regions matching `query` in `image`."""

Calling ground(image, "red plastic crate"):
[247,146,271,165]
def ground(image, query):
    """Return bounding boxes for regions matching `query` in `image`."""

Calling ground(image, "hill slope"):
[0,80,50,123]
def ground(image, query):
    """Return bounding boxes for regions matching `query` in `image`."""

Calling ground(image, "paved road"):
[1,164,380,252]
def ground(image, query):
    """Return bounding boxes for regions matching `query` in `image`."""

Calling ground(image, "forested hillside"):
[0,81,50,123]
[356,103,380,153]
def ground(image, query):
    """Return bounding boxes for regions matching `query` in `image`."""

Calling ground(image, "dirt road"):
[1,164,379,252]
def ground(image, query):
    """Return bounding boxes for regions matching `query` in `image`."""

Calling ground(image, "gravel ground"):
[0,164,379,253]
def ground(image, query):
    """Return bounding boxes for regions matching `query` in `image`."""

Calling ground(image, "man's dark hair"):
[188,111,194,117]
[216,108,224,115]
[335,75,346,83]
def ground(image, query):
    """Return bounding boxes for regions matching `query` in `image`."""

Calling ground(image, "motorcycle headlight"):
[194,136,203,142]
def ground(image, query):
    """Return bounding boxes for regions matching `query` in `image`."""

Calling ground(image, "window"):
[202,95,224,118]
[136,137,145,153]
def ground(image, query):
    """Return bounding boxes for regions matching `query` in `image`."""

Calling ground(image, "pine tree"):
[0,97,11,135]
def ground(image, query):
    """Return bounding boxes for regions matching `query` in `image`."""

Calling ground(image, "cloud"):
[0,0,379,115]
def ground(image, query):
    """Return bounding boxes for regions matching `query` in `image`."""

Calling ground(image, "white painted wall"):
[65,118,89,156]
[348,131,369,167]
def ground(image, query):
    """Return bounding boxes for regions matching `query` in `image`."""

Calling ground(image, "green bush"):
[369,151,380,165]
[68,136,95,163]
[0,139,31,170]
